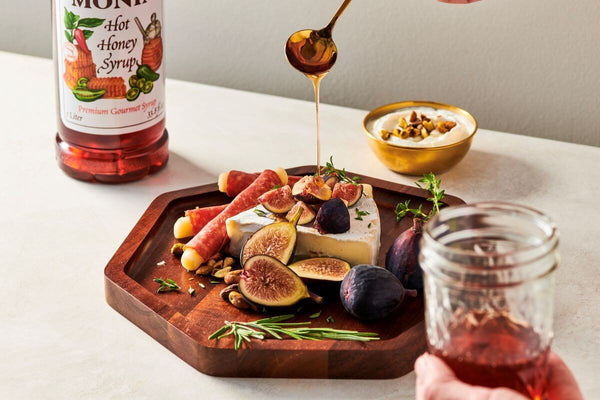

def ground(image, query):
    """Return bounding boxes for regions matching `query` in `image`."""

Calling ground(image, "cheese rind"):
[226,190,381,266]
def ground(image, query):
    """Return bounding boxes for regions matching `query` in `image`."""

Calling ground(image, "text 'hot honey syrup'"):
[53,0,168,183]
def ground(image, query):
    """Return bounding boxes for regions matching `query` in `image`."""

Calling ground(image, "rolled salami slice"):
[287,175,302,189]
[218,169,299,197]
[182,169,286,271]
[173,204,228,239]
[218,171,259,197]
[187,204,228,233]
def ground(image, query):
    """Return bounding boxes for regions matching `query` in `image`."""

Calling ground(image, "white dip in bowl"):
[372,106,475,148]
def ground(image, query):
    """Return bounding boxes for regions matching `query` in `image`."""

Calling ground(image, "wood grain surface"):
[104,166,466,379]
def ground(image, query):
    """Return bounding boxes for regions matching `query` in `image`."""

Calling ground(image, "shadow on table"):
[134,151,215,189]
[439,149,549,202]
[211,375,413,400]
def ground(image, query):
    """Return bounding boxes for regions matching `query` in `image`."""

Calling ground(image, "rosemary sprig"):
[209,314,379,350]
[318,156,362,185]
[394,173,445,223]
[153,278,180,293]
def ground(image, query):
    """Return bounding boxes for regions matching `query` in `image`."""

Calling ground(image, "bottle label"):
[55,0,165,135]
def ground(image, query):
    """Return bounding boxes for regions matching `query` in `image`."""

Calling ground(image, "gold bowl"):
[363,101,477,175]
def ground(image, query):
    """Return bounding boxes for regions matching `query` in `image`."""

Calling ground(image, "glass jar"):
[420,202,558,399]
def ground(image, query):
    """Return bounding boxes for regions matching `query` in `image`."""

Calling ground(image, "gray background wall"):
[2,0,599,146]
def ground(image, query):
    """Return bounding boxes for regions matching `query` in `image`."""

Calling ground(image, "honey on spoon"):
[285,0,352,173]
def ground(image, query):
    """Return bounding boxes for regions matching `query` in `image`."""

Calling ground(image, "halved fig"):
[286,201,316,225]
[323,174,339,189]
[291,176,332,204]
[288,257,351,282]
[259,185,296,214]
[332,182,363,207]
[240,255,321,307]
[314,198,350,234]
[240,208,302,265]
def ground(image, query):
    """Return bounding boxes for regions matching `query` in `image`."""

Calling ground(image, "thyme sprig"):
[394,173,445,223]
[318,156,362,185]
[209,314,379,350]
[395,201,428,221]
[153,278,180,293]
[416,172,445,215]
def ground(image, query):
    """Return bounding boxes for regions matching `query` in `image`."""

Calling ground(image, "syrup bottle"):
[52,0,168,183]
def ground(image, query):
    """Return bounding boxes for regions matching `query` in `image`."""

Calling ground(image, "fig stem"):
[308,290,324,304]
[412,218,423,233]
[289,206,303,227]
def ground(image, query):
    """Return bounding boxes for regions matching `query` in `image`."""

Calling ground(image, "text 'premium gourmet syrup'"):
[53,0,168,183]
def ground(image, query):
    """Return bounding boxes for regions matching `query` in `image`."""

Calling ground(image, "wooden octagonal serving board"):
[104,166,465,379]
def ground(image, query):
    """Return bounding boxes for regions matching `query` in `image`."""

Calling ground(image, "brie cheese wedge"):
[226,185,381,266]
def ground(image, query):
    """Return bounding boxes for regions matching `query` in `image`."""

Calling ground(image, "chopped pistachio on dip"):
[373,107,474,148]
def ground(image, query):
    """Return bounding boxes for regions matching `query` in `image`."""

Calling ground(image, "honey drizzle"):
[308,73,325,173]
[285,0,352,175]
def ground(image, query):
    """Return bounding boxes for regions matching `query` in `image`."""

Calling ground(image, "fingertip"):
[548,351,565,367]
[414,353,433,376]
[415,353,458,384]
[429,354,456,376]
[547,351,572,381]
[546,352,584,400]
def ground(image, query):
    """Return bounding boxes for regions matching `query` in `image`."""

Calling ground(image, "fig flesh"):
[240,208,302,265]
[292,175,332,204]
[240,255,317,307]
[340,265,416,320]
[286,201,316,225]
[259,185,296,214]
[385,218,423,290]
[314,198,350,234]
[332,182,363,207]
[288,257,350,282]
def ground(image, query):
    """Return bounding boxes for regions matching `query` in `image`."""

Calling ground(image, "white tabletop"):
[1,51,599,399]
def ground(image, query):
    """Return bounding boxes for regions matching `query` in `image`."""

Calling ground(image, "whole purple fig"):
[385,218,423,290]
[340,265,417,321]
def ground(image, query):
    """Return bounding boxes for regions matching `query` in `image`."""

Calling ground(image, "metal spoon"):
[285,0,352,77]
